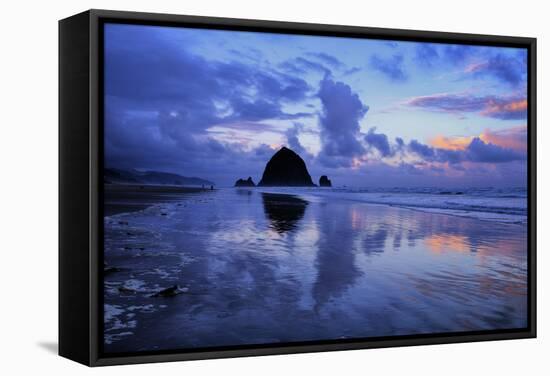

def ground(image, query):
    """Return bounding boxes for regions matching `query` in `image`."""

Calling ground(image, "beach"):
[104,184,212,216]
[103,186,528,353]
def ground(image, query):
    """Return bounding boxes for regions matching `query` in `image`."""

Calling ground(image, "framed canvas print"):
[59,9,536,366]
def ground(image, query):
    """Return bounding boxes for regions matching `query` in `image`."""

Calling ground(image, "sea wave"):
[250,186,528,224]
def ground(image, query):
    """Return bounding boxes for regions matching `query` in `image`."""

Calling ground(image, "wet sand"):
[103,188,528,353]
[104,184,213,216]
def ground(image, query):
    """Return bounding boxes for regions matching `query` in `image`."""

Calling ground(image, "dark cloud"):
[369,54,407,81]
[467,53,526,87]
[466,137,525,163]
[409,139,435,159]
[104,24,315,184]
[254,144,277,158]
[105,24,312,127]
[326,157,525,188]
[415,43,439,67]
[395,137,405,148]
[364,128,392,157]
[415,43,477,68]
[227,96,309,121]
[105,106,243,182]
[413,43,527,88]
[407,137,525,164]
[443,45,476,63]
[317,77,369,167]
[407,93,527,120]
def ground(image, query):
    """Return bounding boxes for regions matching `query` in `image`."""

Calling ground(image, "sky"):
[104,23,528,188]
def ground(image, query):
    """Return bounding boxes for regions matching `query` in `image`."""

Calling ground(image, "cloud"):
[343,67,362,76]
[395,137,405,148]
[479,125,527,152]
[414,43,477,68]
[280,57,330,75]
[406,93,527,120]
[442,45,476,63]
[466,137,525,163]
[226,96,310,121]
[409,139,435,159]
[408,136,525,164]
[429,126,527,155]
[105,24,312,129]
[415,43,439,67]
[104,24,528,188]
[413,43,527,88]
[465,53,526,86]
[364,128,392,157]
[480,98,527,120]
[254,143,278,158]
[430,135,473,151]
[104,24,317,183]
[306,52,345,69]
[369,54,407,81]
[285,123,308,155]
[207,121,283,134]
[317,76,369,167]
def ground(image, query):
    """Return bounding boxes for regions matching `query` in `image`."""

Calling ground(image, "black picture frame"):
[59,9,537,367]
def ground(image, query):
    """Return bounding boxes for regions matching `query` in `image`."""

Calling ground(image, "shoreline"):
[104,183,215,217]
[104,184,526,225]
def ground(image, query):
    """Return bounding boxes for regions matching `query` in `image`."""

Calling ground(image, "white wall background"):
[0,0,546,374]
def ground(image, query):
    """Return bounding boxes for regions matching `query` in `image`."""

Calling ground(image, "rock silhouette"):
[234,177,256,187]
[258,147,315,187]
[319,175,332,187]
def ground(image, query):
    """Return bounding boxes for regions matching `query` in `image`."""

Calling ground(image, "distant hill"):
[104,168,214,187]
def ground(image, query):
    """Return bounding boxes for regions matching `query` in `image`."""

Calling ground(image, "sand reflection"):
[425,234,470,254]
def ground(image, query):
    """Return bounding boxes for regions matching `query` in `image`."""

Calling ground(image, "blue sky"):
[104,23,528,187]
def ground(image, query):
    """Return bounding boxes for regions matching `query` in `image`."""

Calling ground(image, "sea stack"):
[258,147,316,187]
[319,175,332,187]
[234,177,256,187]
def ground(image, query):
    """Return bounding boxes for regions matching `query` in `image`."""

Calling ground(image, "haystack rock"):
[258,147,316,187]
[234,177,256,187]
[319,175,332,187]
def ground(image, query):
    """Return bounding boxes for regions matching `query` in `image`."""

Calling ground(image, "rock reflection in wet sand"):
[262,193,309,233]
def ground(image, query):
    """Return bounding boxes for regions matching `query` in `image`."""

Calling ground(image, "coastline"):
[103,185,527,225]
[104,183,214,217]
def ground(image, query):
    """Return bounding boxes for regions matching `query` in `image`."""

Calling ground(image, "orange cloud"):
[479,126,527,152]
[482,99,527,118]
[429,125,527,153]
[430,135,472,151]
